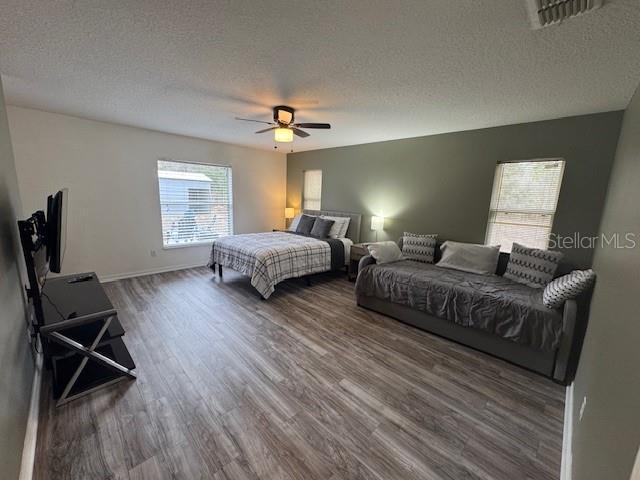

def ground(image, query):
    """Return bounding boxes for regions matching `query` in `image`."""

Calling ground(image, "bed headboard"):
[303,209,362,243]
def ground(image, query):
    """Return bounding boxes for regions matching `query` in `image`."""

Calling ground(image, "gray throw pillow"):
[504,243,563,288]
[310,217,335,238]
[295,214,316,235]
[402,232,437,263]
[436,241,501,275]
[543,269,595,309]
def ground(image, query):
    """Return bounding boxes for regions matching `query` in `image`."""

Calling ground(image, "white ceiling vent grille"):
[526,0,604,29]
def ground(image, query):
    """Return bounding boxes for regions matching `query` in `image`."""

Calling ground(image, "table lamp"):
[285,207,295,228]
[371,216,384,242]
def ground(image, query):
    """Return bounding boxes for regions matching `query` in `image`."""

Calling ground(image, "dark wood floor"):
[34,267,565,480]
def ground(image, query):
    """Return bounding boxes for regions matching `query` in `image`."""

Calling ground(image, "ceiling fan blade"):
[255,127,277,134]
[286,99,319,106]
[293,123,331,129]
[235,117,275,125]
[292,128,310,138]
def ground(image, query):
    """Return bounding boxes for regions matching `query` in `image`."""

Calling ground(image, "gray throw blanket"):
[356,260,563,351]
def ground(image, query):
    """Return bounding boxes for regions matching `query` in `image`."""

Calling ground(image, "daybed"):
[356,243,588,384]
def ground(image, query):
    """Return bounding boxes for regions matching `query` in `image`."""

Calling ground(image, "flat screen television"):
[46,188,68,273]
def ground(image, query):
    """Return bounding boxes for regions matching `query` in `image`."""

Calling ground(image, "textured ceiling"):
[1,0,640,152]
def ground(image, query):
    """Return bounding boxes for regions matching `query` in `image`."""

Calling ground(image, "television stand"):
[40,272,136,406]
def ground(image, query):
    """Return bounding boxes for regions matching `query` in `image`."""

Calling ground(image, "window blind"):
[303,170,322,210]
[485,159,565,252]
[157,160,233,247]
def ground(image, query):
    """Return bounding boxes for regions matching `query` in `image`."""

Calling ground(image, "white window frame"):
[156,159,233,249]
[485,158,565,252]
[302,169,322,210]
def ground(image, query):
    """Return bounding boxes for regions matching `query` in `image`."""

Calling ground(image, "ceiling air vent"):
[526,0,604,29]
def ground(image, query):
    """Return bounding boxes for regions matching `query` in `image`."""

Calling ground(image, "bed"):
[208,209,361,299]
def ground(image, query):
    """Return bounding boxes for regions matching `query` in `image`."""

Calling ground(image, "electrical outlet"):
[579,396,587,421]
[150,250,157,257]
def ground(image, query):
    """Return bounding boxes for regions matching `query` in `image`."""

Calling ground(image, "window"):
[302,169,322,210]
[485,159,565,252]
[157,160,233,247]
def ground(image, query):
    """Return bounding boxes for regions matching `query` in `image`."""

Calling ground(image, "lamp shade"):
[371,216,384,231]
[284,207,295,219]
[274,128,293,143]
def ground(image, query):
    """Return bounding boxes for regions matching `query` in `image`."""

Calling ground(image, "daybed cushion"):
[436,241,501,275]
[543,269,595,309]
[402,232,437,263]
[504,243,563,288]
[368,241,403,264]
[356,260,563,351]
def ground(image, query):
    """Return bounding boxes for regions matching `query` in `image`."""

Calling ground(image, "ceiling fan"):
[235,105,330,143]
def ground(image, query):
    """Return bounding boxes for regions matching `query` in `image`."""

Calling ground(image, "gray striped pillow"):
[402,232,437,264]
[504,243,563,288]
[543,269,595,309]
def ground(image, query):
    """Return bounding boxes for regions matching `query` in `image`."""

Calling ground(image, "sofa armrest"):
[553,299,578,384]
[358,254,376,273]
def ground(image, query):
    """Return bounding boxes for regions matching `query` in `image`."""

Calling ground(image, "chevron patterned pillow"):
[504,243,563,288]
[543,269,596,309]
[402,232,437,263]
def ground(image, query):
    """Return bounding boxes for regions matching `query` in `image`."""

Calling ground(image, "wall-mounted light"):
[371,216,384,242]
[274,128,293,143]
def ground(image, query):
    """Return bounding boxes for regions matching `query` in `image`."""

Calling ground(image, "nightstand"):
[348,243,370,281]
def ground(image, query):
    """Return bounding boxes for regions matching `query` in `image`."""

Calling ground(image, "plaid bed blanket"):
[208,232,332,298]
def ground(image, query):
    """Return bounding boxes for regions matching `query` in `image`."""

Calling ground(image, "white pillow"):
[436,241,500,275]
[368,241,403,264]
[288,214,303,232]
[321,215,350,238]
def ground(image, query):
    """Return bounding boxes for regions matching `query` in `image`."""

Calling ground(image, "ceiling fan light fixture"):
[274,127,293,143]
[237,105,330,142]
[277,110,293,124]
[274,105,294,125]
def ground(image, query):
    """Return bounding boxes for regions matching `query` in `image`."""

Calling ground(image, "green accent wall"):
[0,77,34,478]
[571,86,640,479]
[287,111,624,268]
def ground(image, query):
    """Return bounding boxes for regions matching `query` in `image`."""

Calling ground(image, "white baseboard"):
[100,262,206,283]
[561,383,574,480]
[19,350,43,480]
[16,263,204,478]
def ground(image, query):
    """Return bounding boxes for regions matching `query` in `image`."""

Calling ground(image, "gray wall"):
[287,111,624,268]
[571,86,640,479]
[0,77,34,479]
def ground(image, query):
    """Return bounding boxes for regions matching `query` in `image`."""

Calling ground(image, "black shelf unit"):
[39,272,137,404]
[18,209,136,406]
[51,337,135,399]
